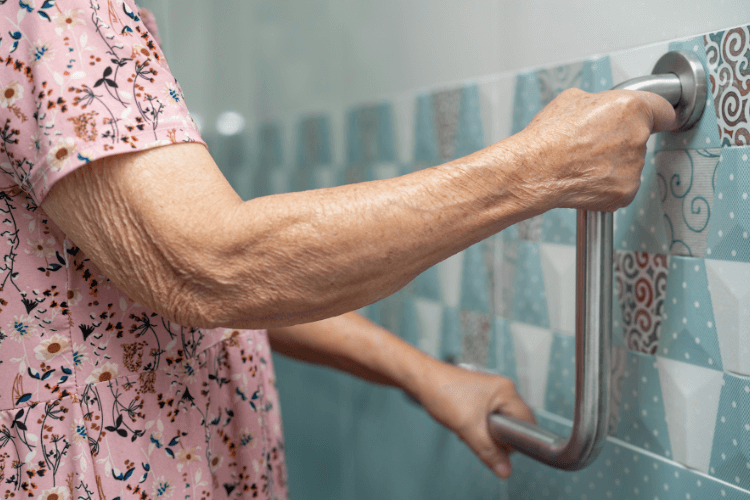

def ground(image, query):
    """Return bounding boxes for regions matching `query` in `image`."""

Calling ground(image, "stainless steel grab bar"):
[487,50,707,470]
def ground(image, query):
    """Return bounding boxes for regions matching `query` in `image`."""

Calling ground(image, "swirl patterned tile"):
[614,251,669,355]
[660,256,722,370]
[459,310,491,368]
[706,146,750,262]
[615,352,672,457]
[614,152,671,255]
[653,37,722,152]
[656,148,721,258]
[709,372,750,488]
[705,27,750,147]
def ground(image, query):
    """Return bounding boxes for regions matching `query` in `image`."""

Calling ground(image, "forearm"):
[185,137,545,328]
[267,311,444,400]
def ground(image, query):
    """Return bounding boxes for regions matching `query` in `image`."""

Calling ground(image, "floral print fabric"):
[0,1,287,498]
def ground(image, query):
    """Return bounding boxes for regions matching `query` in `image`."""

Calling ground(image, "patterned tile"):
[346,103,397,166]
[614,251,669,354]
[656,148,721,258]
[660,256,722,370]
[705,146,750,262]
[536,61,584,106]
[486,317,518,384]
[705,26,750,147]
[460,241,492,314]
[459,310,491,368]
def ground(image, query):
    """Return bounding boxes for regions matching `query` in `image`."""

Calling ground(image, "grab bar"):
[487,50,707,470]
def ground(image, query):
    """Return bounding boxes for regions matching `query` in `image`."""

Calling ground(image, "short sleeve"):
[0,0,204,204]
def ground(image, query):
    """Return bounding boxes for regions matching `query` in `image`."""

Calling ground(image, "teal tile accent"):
[346,103,397,166]
[542,208,577,246]
[614,152,671,254]
[615,352,672,457]
[660,256,722,370]
[295,115,332,168]
[583,56,614,93]
[440,306,462,363]
[412,266,442,301]
[544,333,575,420]
[460,241,491,314]
[454,84,485,158]
[511,72,542,134]
[413,93,438,166]
[655,38,721,151]
[252,122,283,199]
[487,317,519,384]
[512,241,550,328]
[399,296,420,346]
[709,372,750,489]
[706,146,750,262]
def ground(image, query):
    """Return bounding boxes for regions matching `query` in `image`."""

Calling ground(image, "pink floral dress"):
[0,1,288,499]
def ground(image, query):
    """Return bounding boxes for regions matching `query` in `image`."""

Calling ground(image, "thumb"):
[635,90,679,133]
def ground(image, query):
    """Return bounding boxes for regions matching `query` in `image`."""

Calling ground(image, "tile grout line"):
[535,408,750,494]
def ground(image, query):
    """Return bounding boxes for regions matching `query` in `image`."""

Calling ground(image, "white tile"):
[539,243,577,336]
[609,42,671,86]
[393,91,416,166]
[657,356,723,473]
[706,259,750,376]
[414,298,443,359]
[439,251,465,308]
[509,322,553,410]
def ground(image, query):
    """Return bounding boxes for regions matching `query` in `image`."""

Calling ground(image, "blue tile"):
[414,93,438,166]
[615,352,672,457]
[511,72,542,134]
[460,241,491,314]
[614,152,671,254]
[454,84,485,158]
[660,256,722,370]
[512,241,550,328]
[440,306,462,363]
[706,147,750,262]
[544,333,575,419]
[710,372,750,489]
[542,208,577,246]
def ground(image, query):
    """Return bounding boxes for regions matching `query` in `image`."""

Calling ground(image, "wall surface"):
[134,1,750,499]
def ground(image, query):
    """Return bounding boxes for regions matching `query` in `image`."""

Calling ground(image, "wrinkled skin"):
[43,88,677,478]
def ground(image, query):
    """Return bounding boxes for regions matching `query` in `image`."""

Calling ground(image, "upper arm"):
[41,143,244,327]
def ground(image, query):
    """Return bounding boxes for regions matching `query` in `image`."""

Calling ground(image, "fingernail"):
[495,461,511,478]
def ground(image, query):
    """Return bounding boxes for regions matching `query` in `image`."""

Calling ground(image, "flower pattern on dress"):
[0,1,288,498]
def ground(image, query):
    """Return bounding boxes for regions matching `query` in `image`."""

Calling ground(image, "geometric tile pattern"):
[705,26,750,147]
[249,22,750,500]
[614,251,669,354]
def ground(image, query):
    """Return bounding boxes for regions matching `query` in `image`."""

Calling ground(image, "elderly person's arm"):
[41,89,676,330]
[267,311,534,479]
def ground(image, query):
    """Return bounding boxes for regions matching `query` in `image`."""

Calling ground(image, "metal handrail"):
[487,50,707,470]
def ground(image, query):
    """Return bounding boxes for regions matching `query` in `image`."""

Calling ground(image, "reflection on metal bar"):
[486,50,706,470]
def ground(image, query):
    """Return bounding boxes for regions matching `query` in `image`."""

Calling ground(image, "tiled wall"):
[215,23,750,500]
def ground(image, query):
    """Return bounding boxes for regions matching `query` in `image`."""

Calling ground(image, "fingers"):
[634,90,679,133]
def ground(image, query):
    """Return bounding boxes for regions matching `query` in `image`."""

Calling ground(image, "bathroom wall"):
[135,1,750,498]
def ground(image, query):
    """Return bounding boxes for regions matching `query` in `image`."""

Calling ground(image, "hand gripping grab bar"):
[486,50,707,470]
